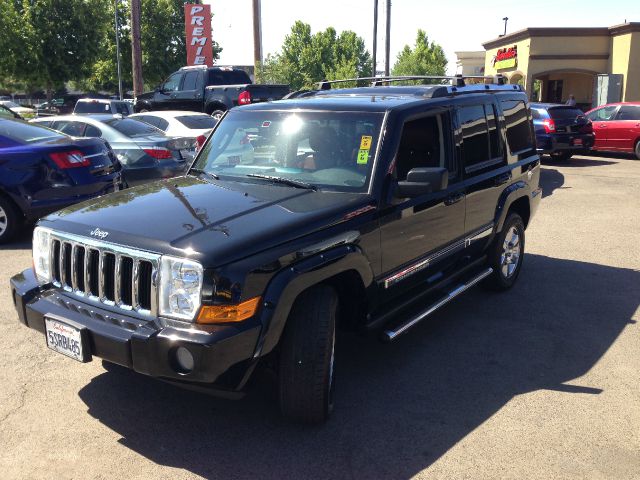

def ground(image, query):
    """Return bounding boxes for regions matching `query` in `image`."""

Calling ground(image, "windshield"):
[104,118,165,138]
[177,114,217,130]
[192,110,384,192]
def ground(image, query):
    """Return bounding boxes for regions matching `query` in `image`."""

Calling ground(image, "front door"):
[586,105,619,149]
[379,111,465,294]
[153,72,183,110]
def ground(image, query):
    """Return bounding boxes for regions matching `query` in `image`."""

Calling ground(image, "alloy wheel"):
[0,206,7,237]
[500,226,521,278]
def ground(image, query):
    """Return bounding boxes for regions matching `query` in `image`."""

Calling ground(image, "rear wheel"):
[0,196,20,244]
[278,285,337,424]
[484,213,525,291]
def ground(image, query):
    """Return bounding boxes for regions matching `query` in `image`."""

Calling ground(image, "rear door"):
[586,105,619,149]
[459,99,512,237]
[173,70,204,111]
[608,105,640,151]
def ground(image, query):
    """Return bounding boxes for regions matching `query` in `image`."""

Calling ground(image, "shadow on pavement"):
[542,156,618,168]
[78,254,638,479]
[0,226,33,251]
[539,167,565,198]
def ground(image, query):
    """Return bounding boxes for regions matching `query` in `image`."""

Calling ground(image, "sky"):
[204,0,637,74]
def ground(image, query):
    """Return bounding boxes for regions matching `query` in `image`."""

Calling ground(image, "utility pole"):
[384,0,391,76]
[130,0,144,97]
[114,0,123,100]
[502,17,509,37]
[372,0,378,77]
[252,0,263,81]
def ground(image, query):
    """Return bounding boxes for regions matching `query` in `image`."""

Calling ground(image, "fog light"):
[175,346,194,373]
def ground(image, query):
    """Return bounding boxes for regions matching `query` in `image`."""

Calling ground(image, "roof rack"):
[316,74,508,90]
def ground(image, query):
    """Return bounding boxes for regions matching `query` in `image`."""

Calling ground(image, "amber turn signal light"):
[196,296,261,324]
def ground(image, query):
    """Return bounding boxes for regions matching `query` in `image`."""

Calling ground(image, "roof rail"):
[316,74,508,89]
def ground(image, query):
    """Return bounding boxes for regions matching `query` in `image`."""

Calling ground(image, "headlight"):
[32,226,52,284]
[159,256,203,321]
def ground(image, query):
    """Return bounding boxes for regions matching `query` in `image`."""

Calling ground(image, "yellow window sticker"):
[357,149,369,165]
[360,135,373,150]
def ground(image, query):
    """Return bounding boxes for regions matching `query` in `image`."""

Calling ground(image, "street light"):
[502,17,509,37]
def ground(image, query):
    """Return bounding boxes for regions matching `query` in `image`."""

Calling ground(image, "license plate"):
[45,317,90,362]
[573,138,583,146]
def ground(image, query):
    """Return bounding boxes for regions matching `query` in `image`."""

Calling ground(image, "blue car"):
[530,103,595,161]
[0,118,123,243]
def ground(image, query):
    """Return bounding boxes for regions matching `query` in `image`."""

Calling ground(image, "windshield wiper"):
[190,168,219,180]
[246,174,317,190]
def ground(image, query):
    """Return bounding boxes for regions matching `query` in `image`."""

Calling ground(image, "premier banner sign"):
[185,4,213,66]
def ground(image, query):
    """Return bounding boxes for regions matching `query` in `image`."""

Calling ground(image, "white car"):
[0,100,36,117]
[129,111,218,150]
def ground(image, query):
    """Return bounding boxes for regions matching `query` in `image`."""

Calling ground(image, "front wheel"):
[484,213,525,291]
[0,196,20,244]
[278,285,337,424]
[210,110,225,122]
[635,140,640,160]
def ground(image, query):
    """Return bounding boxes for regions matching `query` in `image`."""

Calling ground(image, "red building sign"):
[493,46,518,70]
[184,4,213,66]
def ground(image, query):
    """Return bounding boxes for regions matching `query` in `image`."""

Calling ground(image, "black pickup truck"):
[134,66,289,119]
[11,76,541,424]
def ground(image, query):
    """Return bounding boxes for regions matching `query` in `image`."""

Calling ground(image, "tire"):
[484,213,525,291]
[0,195,21,244]
[138,108,149,113]
[635,140,640,160]
[550,151,572,161]
[278,285,337,424]
[210,109,225,122]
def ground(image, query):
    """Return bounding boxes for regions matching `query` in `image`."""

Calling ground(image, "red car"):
[585,102,640,159]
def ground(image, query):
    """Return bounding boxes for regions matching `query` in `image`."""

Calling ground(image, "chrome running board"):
[382,267,493,342]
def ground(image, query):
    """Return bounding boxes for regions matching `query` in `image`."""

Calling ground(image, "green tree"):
[2,0,110,97]
[392,30,447,80]
[260,21,371,90]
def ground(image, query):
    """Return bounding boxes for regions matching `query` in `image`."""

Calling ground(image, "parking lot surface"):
[0,154,638,480]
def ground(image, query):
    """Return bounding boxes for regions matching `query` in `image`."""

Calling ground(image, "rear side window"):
[84,124,102,137]
[458,104,505,175]
[548,107,585,120]
[182,71,202,91]
[500,100,534,154]
[177,115,217,129]
[617,106,640,120]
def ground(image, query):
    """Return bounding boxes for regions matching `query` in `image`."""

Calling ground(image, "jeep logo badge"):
[90,228,109,239]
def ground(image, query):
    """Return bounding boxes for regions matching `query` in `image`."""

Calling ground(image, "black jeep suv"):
[11,76,541,424]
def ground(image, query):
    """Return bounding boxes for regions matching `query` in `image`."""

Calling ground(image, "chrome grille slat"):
[47,231,159,318]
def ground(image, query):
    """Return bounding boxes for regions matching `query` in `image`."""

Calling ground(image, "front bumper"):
[536,133,594,154]
[10,269,261,396]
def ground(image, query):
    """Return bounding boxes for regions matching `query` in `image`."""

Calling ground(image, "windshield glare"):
[192,110,383,192]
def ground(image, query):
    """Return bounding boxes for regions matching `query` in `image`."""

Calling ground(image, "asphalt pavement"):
[0,154,638,479]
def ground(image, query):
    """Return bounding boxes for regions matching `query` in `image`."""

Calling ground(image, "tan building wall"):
[482,23,640,104]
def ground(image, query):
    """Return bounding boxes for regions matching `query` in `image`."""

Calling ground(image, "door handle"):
[494,172,511,186]
[444,192,464,206]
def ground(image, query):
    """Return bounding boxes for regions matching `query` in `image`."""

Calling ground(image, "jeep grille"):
[48,231,159,317]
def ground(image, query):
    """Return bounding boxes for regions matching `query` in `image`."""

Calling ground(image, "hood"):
[41,175,372,266]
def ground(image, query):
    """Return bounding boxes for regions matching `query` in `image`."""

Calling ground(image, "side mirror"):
[395,167,448,198]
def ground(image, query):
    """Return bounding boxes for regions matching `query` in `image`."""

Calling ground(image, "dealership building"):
[458,22,639,109]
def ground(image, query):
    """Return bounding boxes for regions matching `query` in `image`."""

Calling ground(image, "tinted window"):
[177,115,217,129]
[114,102,131,115]
[395,115,450,181]
[162,72,183,91]
[617,106,640,121]
[56,121,86,136]
[548,107,585,120]
[586,106,618,121]
[486,104,501,159]
[207,70,251,85]
[531,109,542,120]
[0,120,64,144]
[182,71,200,91]
[500,100,534,154]
[74,101,111,114]
[84,124,102,137]
[104,118,164,138]
[459,105,490,170]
